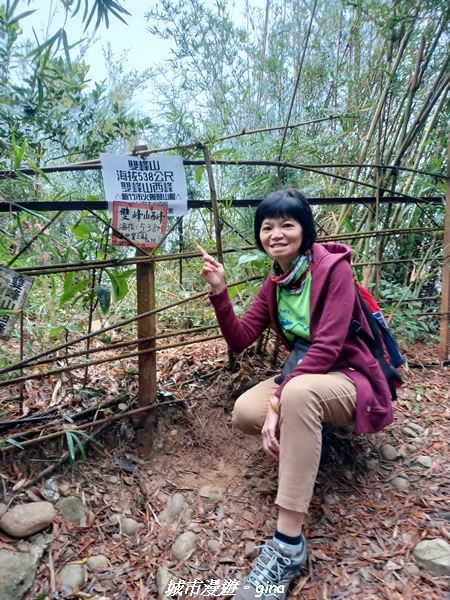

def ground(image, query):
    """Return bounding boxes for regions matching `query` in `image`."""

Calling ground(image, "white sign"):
[101,153,188,216]
[111,202,168,248]
[0,267,33,340]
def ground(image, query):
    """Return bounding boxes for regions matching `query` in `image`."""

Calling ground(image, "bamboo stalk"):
[0,115,362,178]
[203,146,224,265]
[14,246,256,276]
[0,396,124,439]
[0,334,224,387]
[0,275,263,376]
[335,2,421,233]
[439,140,450,361]
[21,325,220,369]
[1,159,446,181]
[256,0,270,110]
[380,87,448,259]
[278,0,318,160]
[395,69,450,165]
[7,210,63,268]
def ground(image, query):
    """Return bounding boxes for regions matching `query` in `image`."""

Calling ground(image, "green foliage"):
[238,252,269,273]
[59,277,91,308]
[65,428,102,468]
[71,0,130,31]
[106,268,133,302]
[96,283,111,314]
[0,1,156,350]
[0,0,447,359]
[378,280,439,345]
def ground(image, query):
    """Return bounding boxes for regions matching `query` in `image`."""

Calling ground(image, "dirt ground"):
[1,339,450,599]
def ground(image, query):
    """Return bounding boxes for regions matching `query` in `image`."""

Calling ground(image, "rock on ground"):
[0,502,55,538]
[156,565,177,599]
[380,444,398,461]
[42,478,60,502]
[171,531,197,561]
[413,538,450,576]
[87,554,109,570]
[166,492,186,524]
[0,534,52,600]
[207,539,221,555]
[391,476,409,491]
[121,517,139,536]
[56,496,86,524]
[414,455,433,468]
[199,485,222,504]
[58,563,86,590]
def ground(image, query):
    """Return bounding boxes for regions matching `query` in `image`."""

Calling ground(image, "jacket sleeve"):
[274,258,355,397]
[208,282,272,353]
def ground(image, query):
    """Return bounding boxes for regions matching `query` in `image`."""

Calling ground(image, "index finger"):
[196,244,207,255]
[196,245,214,261]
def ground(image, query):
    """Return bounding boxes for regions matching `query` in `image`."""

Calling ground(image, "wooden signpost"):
[105,154,188,454]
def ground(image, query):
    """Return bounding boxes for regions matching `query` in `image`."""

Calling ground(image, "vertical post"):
[374,130,381,297]
[202,146,224,264]
[202,146,234,366]
[375,176,381,298]
[19,311,24,407]
[135,250,157,455]
[439,141,450,362]
[178,217,184,287]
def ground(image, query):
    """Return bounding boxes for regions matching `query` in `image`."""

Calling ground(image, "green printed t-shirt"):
[276,272,312,342]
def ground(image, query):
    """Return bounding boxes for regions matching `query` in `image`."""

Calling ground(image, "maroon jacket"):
[209,242,393,434]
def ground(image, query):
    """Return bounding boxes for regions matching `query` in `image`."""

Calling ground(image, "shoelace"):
[246,544,293,588]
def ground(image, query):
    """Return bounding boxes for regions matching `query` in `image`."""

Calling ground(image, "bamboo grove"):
[0,0,449,456]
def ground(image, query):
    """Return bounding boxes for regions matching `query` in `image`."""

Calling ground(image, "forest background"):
[0,0,449,383]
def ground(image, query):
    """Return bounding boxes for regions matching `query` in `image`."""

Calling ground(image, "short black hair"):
[254,189,317,254]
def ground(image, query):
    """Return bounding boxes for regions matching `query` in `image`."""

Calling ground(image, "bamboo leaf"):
[74,430,102,447]
[105,268,134,302]
[9,10,36,25]
[73,434,88,463]
[96,284,111,314]
[6,438,24,449]
[195,166,205,184]
[65,431,76,467]
[59,278,91,307]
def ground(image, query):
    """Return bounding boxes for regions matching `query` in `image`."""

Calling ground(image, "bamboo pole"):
[0,333,223,387]
[17,421,112,489]
[335,4,420,233]
[374,133,381,295]
[7,210,63,268]
[22,325,220,369]
[0,275,262,377]
[439,141,450,361]
[136,251,157,401]
[135,249,157,454]
[1,160,446,182]
[203,146,224,265]
[278,0,318,160]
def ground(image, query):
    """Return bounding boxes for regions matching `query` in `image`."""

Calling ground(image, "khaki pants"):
[232,373,357,513]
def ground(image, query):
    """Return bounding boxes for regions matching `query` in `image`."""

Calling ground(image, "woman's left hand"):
[262,399,280,461]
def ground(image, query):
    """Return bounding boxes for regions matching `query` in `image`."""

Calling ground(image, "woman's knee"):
[280,375,322,419]
[231,396,257,435]
[232,393,264,435]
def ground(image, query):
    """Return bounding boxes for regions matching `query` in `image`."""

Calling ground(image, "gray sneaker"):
[233,537,307,599]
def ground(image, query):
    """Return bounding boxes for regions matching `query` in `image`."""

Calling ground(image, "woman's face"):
[259,215,303,271]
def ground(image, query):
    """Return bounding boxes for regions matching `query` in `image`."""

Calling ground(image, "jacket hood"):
[311,242,353,267]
